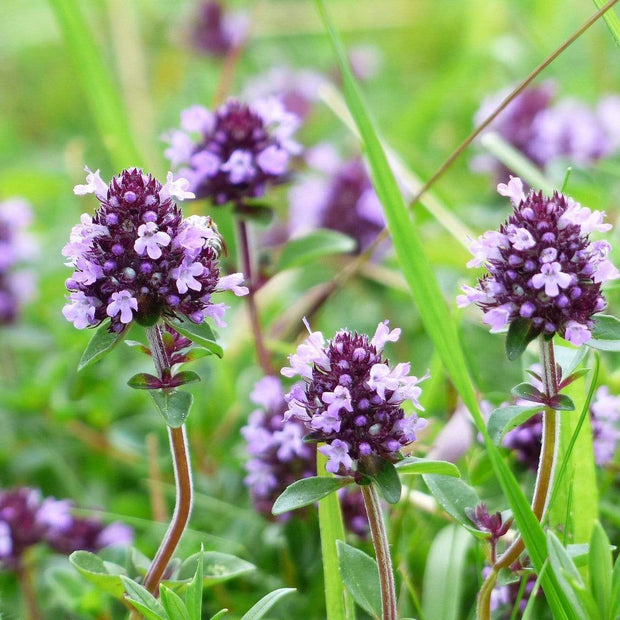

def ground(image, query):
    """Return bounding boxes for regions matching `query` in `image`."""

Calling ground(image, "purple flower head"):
[63,167,247,333]
[242,376,316,516]
[46,514,134,555]
[459,177,618,346]
[191,1,249,57]
[165,98,301,206]
[282,320,427,478]
[0,488,48,569]
[466,503,511,540]
[242,375,369,534]
[0,198,36,324]
[289,145,385,252]
[243,66,327,119]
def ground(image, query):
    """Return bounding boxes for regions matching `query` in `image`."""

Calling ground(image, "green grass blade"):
[47,0,143,169]
[314,2,577,616]
[317,450,356,620]
[592,0,620,47]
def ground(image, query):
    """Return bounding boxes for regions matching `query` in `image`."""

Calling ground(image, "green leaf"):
[240,588,296,620]
[272,476,351,515]
[548,394,576,411]
[588,315,620,351]
[487,405,542,445]
[69,550,126,599]
[169,551,255,589]
[422,525,472,620]
[511,382,544,402]
[165,317,223,358]
[149,390,193,428]
[547,532,592,620]
[160,585,190,620]
[337,541,381,618]
[358,456,401,504]
[210,611,229,620]
[422,475,486,538]
[592,0,620,48]
[506,317,541,361]
[169,371,201,388]
[127,372,161,390]
[314,2,576,615]
[185,546,204,620]
[78,323,126,371]
[47,0,143,169]
[611,545,620,620]
[395,456,460,477]
[589,522,613,619]
[276,229,356,271]
[316,449,357,620]
[121,576,169,620]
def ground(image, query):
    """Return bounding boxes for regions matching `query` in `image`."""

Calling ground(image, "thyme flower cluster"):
[458,177,618,346]
[282,320,427,477]
[165,98,301,206]
[63,167,247,333]
[0,198,35,324]
[0,487,132,570]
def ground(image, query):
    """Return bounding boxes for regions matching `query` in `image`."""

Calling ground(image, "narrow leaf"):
[165,317,223,358]
[240,588,296,620]
[186,546,204,620]
[272,476,351,515]
[422,525,472,620]
[316,449,356,620]
[78,323,126,371]
[149,390,194,428]
[210,611,229,620]
[121,576,169,620]
[610,547,620,620]
[337,541,381,618]
[47,0,142,169]
[487,405,542,445]
[276,229,356,271]
[589,522,612,619]
[506,317,541,361]
[592,0,620,48]
[160,585,190,620]
[395,457,460,477]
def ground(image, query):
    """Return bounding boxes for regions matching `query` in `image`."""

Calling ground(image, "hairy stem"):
[236,219,274,375]
[140,325,194,596]
[478,337,559,618]
[16,556,42,620]
[362,484,398,620]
